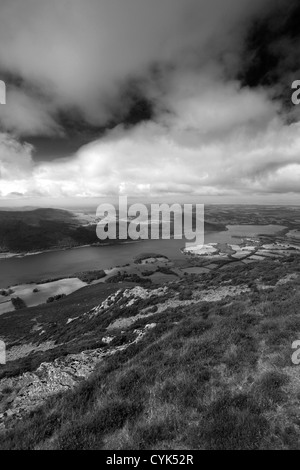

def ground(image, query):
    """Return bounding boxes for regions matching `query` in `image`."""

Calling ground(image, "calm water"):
[206,224,286,244]
[0,225,286,288]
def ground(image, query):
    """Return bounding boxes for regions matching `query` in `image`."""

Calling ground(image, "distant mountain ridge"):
[0,208,99,253]
[0,208,226,254]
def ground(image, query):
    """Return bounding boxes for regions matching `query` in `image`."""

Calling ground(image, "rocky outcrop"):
[0,324,156,432]
[87,286,168,318]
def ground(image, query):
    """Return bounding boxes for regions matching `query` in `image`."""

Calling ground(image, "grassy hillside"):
[0,208,226,254]
[1,255,300,449]
[0,208,100,253]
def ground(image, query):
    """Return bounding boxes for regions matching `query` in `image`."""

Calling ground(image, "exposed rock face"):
[122,286,168,305]
[0,324,156,432]
[87,286,168,318]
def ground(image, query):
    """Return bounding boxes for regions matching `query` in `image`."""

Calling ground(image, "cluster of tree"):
[46,294,67,304]
[11,297,27,310]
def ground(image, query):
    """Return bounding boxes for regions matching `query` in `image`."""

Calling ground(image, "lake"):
[0,224,286,288]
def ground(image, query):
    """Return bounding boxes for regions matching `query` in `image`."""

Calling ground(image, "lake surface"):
[206,224,286,244]
[0,224,286,288]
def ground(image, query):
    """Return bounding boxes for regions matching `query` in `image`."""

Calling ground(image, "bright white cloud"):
[2,79,300,199]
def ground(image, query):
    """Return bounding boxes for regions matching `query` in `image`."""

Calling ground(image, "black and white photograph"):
[1,0,300,453]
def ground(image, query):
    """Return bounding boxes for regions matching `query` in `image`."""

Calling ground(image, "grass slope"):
[1,255,300,449]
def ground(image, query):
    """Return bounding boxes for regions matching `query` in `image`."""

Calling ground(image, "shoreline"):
[0,223,229,261]
[0,253,175,314]
[0,239,141,260]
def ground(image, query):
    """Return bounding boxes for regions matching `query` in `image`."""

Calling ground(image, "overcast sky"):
[1,0,300,205]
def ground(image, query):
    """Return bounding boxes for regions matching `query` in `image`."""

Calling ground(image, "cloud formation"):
[0,0,300,202]
[0,0,274,132]
[2,74,300,199]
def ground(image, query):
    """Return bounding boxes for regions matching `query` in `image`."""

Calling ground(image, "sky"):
[1,0,300,207]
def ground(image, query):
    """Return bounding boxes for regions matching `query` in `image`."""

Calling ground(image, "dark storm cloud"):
[239,0,300,112]
[0,0,276,136]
